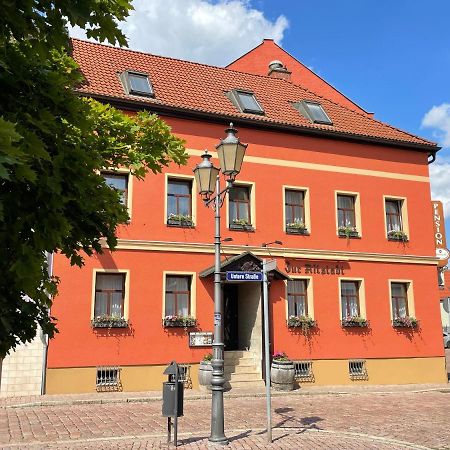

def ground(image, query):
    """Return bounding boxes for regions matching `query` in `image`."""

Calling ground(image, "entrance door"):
[223,285,239,350]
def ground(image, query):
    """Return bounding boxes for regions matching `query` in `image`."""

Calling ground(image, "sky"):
[70,0,450,236]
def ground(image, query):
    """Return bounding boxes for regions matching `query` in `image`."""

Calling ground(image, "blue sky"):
[70,0,450,239]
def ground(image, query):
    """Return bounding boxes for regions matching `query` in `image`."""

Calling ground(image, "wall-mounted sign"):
[432,200,449,267]
[189,332,213,347]
[285,261,346,275]
[226,271,263,281]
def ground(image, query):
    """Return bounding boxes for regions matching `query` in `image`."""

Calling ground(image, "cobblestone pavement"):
[1,389,450,449]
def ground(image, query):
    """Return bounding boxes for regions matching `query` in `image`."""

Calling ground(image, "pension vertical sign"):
[432,200,449,267]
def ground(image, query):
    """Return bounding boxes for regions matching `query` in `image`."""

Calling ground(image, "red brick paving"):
[1,389,449,449]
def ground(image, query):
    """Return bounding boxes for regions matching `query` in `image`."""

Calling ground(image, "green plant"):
[338,226,358,238]
[163,315,197,328]
[341,315,368,327]
[286,219,306,230]
[393,316,418,328]
[202,353,213,362]
[232,218,250,226]
[167,213,193,225]
[387,230,408,241]
[273,351,290,361]
[287,315,316,332]
[92,315,128,328]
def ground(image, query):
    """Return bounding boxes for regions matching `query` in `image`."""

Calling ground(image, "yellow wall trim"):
[46,356,446,393]
[187,149,430,183]
[111,238,438,265]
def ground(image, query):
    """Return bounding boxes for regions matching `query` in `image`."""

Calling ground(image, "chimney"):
[268,60,291,81]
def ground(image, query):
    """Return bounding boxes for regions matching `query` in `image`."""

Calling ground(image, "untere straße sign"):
[432,200,449,267]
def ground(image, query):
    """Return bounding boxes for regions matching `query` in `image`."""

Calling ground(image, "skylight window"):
[293,101,333,125]
[228,90,264,115]
[121,71,154,97]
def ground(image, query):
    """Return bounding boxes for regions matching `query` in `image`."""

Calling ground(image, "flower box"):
[92,316,129,328]
[163,315,197,328]
[392,316,418,328]
[341,316,368,327]
[287,315,316,331]
[230,221,254,232]
[387,230,408,242]
[338,227,360,238]
[286,226,309,235]
[167,214,194,228]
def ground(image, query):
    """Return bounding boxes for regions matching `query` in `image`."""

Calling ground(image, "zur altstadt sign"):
[285,261,346,275]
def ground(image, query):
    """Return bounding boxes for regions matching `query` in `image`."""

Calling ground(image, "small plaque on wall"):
[189,332,213,347]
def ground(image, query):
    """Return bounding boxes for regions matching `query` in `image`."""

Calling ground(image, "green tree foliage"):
[0,1,187,356]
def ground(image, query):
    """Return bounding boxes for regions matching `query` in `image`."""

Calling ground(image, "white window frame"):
[226,180,256,229]
[164,173,197,226]
[388,279,415,319]
[282,186,311,233]
[91,269,130,320]
[284,276,314,319]
[162,271,197,319]
[335,190,362,236]
[338,277,366,319]
[383,195,409,238]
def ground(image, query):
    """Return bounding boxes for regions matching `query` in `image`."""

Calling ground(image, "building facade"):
[45,39,447,394]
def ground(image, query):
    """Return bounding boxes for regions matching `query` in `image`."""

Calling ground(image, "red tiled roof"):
[71,39,437,150]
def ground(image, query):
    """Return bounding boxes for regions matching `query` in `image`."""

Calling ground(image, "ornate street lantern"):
[215,123,248,181]
[193,150,219,199]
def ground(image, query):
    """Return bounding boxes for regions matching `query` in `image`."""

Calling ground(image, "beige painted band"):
[112,239,438,265]
[187,149,429,183]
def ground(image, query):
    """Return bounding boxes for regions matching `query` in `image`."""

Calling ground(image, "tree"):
[0,1,187,356]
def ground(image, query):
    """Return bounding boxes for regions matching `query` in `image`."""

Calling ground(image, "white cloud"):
[422,103,450,148]
[69,0,288,66]
[430,160,450,220]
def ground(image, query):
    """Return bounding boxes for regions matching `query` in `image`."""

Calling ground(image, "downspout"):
[40,252,53,395]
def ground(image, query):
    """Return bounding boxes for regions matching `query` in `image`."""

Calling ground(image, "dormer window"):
[227,89,264,115]
[120,71,154,97]
[293,101,332,125]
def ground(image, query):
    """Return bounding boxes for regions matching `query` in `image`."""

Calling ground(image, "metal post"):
[209,175,228,444]
[262,259,272,443]
[174,361,178,447]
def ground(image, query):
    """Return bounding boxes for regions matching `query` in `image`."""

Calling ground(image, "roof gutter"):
[82,92,440,153]
[427,150,437,165]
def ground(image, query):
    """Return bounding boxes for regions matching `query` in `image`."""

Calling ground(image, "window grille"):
[169,364,192,389]
[96,366,122,392]
[348,360,368,380]
[293,360,314,382]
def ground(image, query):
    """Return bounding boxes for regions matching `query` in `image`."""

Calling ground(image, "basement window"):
[96,366,122,391]
[293,360,314,382]
[228,89,264,115]
[348,359,368,381]
[121,71,154,97]
[293,101,333,125]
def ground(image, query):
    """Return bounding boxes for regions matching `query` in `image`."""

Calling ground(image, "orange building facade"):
[46,40,447,394]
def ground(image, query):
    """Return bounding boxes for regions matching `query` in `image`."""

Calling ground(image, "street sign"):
[226,271,263,281]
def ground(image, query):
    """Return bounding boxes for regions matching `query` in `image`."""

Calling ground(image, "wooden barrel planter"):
[271,360,295,391]
[198,361,212,391]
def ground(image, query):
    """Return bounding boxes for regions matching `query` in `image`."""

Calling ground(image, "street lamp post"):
[193,124,248,444]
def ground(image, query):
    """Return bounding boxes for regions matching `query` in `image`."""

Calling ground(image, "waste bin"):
[162,381,184,417]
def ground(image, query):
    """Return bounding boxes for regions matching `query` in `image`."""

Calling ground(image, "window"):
[337,195,356,228]
[121,71,154,97]
[228,90,264,114]
[340,281,360,318]
[96,366,121,391]
[293,101,333,125]
[103,173,128,206]
[94,273,125,318]
[165,275,191,317]
[348,360,367,380]
[293,361,314,382]
[285,190,305,229]
[167,179,193,225]
[287,279,308,316]
[391,282,409,318]
[229,185,252,228]
[385,199,403,232]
